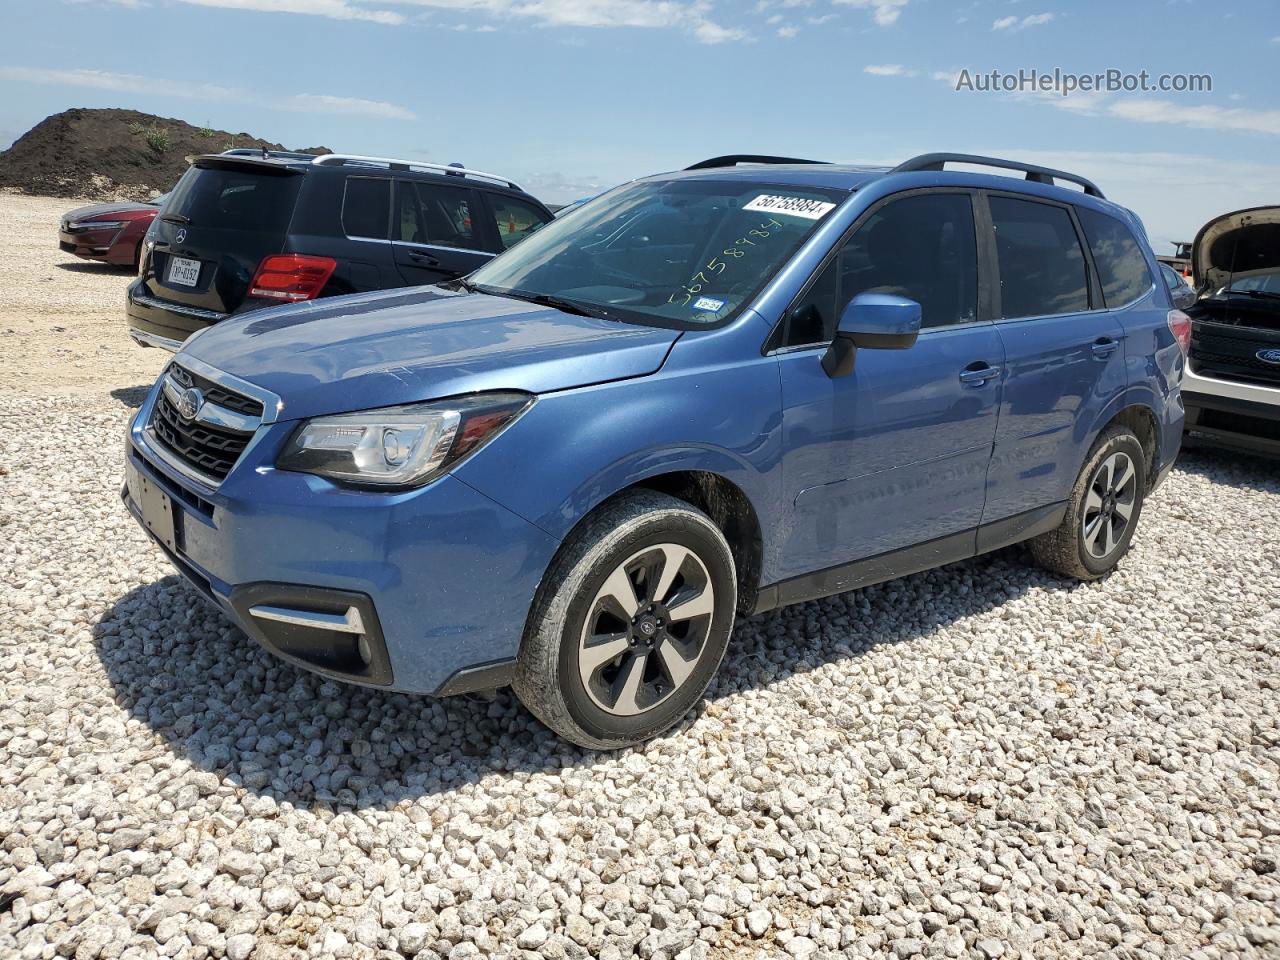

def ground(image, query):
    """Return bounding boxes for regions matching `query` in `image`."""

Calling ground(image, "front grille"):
[1190,324,1280,388]
[148,363,261,483]
[169,363,264,418]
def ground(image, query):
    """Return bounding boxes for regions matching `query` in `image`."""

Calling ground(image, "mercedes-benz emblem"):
[175,228,187,244]
[176,387,203,420]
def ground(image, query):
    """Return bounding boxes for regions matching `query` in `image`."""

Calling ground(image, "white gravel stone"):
[1,377,1279,960]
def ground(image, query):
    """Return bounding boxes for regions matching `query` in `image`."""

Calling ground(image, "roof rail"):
[893,153,1105,198]
[312,153,523,191]
[220,148,318,161]
[685,154,828,171]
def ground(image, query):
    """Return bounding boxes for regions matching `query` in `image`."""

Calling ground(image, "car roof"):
[192,152,547,204]
[647,153,1128,217]
[661,163,892,192]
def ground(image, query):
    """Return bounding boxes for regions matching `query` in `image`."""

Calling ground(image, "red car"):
[58,194,167,271]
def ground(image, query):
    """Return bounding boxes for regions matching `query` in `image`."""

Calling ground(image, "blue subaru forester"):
[124,153,1187,748]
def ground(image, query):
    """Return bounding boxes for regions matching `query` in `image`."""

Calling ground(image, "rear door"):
[981,193,1128,523]
[141,158,304,316]
[391,179,492,286]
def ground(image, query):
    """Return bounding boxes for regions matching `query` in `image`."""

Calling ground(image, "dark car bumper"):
[1184,389,1280,457]
[127,279,229,351]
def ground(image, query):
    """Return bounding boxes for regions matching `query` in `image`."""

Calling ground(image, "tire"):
[512,490,737,749]
[1030,425,1148,580]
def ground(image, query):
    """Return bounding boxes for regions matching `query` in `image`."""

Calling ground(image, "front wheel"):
[513,491,737,749]
[1030,425,1148,580]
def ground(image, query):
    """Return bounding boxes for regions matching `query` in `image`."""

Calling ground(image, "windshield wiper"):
[161,213,190,225]
[476,286,613,321]
[1234,289,1280,301]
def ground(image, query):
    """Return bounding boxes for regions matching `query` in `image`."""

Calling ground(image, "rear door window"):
[989,196,1090,318]
[489,196,552,250]
[165,165,301,232]
[341,177,391,240]
[397,181,478,250]
[1078,207,1153,308]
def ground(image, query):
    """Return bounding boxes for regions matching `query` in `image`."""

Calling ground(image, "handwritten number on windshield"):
[668,218,784,307]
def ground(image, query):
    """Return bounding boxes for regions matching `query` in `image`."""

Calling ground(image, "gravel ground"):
[1,203,1279,958]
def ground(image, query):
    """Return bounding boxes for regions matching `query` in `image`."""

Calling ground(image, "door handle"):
[408,249,440,267]
[959,364,1001,386]
[1091,337,1120,359]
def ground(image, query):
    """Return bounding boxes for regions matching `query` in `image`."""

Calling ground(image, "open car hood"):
[1193,206,1280,292]
[182,286,682,421]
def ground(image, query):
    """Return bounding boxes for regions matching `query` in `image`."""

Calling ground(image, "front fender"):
[452,348,784,550]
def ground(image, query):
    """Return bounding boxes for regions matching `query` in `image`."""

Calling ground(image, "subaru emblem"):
[176,387,204,420]
[1257,348,1280,365]
[175,228,187,244]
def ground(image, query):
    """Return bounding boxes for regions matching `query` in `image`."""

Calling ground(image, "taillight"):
[1167,309,1192,355]
[249,254,337,302]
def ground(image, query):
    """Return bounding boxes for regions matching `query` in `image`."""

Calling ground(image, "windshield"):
[1227,270,1280,295]
[467,178,847,328]
[165,165,301,232]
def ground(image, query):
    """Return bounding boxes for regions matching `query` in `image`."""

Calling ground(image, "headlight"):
[68,220,126,232]
[276,392,532,488]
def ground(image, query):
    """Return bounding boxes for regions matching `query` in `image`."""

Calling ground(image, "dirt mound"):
[0,108,331,201]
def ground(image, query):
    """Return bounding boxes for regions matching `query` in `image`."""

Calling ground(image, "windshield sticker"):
[693,296,726,313]
[744,194,836,221]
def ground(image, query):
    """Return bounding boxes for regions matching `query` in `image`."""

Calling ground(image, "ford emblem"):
[1257,348,1280,365]
[176,387,204,420]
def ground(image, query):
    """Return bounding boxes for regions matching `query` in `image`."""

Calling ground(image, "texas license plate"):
[167,256,201,287]
[127,459,177,551]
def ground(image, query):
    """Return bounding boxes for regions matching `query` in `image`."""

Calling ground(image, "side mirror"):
[822,293,922,378]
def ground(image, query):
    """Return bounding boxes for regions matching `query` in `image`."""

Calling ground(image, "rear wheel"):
[513,491,736,749]
[1030,425,1147,580]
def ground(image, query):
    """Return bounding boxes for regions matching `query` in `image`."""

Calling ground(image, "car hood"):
[181,286,682,421]
[62,200,155,222]
[1193,205,1280,292]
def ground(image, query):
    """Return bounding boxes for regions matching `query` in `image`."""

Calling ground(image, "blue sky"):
[2,0,1277,249]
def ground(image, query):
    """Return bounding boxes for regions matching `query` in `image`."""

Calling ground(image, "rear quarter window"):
[342,177,391,239]
[167,165,302,232]
[1078,207,1154,308]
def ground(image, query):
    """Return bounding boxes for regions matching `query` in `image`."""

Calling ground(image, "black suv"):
[126,152,555,350]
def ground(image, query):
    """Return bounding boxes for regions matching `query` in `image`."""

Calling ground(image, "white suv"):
[1181,206,1280,457]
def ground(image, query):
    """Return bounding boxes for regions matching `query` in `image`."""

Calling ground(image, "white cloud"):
[281,93,416,119]
[174,0,405,23]
[993,11,1054,31]
[0,65,416,119]
[832,0,908,26]
[777,24,798,37]
[1109,98,1280,136]
[864,63,906,76]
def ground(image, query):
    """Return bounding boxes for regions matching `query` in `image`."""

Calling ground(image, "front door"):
[775,190,1003,582]
[391,180,494,286]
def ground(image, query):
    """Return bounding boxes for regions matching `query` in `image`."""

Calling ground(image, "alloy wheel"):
[577,543,716,717]
[1081,451,1138,559]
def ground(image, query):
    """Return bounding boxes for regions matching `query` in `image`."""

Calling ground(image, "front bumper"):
[1183,365,1280,457]
[123,384,561,696]
[60,225,129,264]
